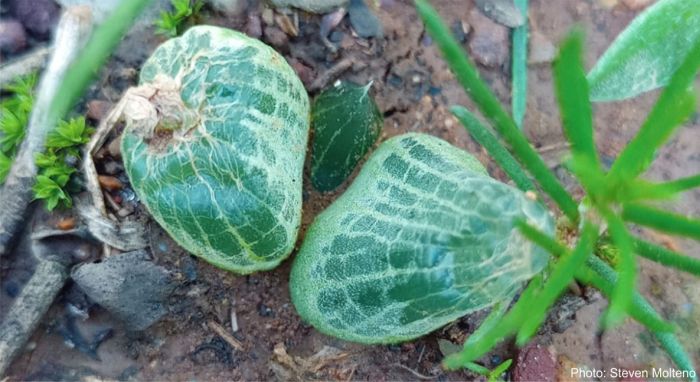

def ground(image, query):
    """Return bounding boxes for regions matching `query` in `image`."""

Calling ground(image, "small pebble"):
[257,303,274,317]
[450,20,467,43]
[468,8,509,67]
[0,19,27,54]
[57,217,76,230]
[263,26,289,50]
[513,344,556,382]
[621,0,655,10]
[245,13,263,39]
[347,0,383,39]
[474,0,524,28]
[107,135,122,159]
[98,175,123,191]
[7,0,60,40]
[86,100,113,122]
[528,31,556,65]
[261,8,275,26]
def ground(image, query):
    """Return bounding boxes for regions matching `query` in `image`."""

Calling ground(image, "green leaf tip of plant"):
[451,106,535,192]
[602,212,635,328]
[622,203,700,241]
[415,0,579,223]
[606,37,700,189]
[633,238,700,277]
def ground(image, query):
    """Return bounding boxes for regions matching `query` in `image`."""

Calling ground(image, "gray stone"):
[0,19,28,54]
[268,0,348,14]
[468,8,509,67]
[475,0,524,28]
[71,250,175,331]
[7,0,60,39]
[348,0,383,39]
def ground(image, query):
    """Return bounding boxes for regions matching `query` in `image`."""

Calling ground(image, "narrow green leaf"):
[587,0,700,101]
[582,256,695,380]
[602,212,635,327]
[415,0,579,222]
[310,81,382,192]
[622,203,700,241]
[465,301,508,348]
[488,359,513,382]
[49,0,153,124]
[516,223,597,345]
[633,238,700,277]
[443,275,544,369]
[553,29,606,198]
[606,39,700,188]
[625,174,700,201]
[451,106,535,192]
[511,0,528,128]
[0,151,10,183]
[519,223,675,334]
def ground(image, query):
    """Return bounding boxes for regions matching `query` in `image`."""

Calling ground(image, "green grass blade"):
[464,301,508,347]
[583,255,695,380]
[443,275,543,369]
[451,106,535,192]
[415,0,579,223]
[516,222,597,345]
[603,212,635,327]
[606,39,700,188]
[552,29,606,197]
[48,0,152,122]
[624,174,700,201]
[553,30,598,168]
[633,238,700,276]
[622,203,700,241]
[511,0,528,129]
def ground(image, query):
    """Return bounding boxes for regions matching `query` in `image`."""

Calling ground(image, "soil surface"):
[2,0,699,381]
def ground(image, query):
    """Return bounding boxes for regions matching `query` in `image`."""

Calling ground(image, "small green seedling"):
[156,0,204,37]
[1,76,92,210]
[415,0,700,378]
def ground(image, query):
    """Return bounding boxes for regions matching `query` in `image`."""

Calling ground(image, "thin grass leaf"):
[443,275,543,369]
[415,0,579,223]
[516,222,597,345]
[511,0,528,129]
[488,359,513,382]
[622,203,700,241]
[465,301,508,348]
[633,238,700,276]
[520,222,674,333]
[48,0,152,123]
[583,256,695,380]
[623,174,700,201]
[451,106,535,192]
[552,29,606,197]
[602,211,636,327]
[606,39,700,189]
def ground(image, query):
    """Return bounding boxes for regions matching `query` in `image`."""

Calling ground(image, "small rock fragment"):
[71,250,175,331]
[107,135,122,159]
[0,19,28,54]
[56,217,76,230]
[98,175,123,191]
[263,26,289,50]
[268,0,348,13]
[621,0,655,10]
[86,100,112,121]
[208,0,247,16]
[245,13,263,39]
[347,0,383,39]
[7,0,61,39]
[528,31,556,65]
[474,0,524,28]
[289,58,314,88]
[468,8,510,67]
[513,343,556,382]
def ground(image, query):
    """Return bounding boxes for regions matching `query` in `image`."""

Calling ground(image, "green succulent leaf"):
[310,81,383,192]
[291,133,554,344]
[587,0,700,101]
[121,26,310,274]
